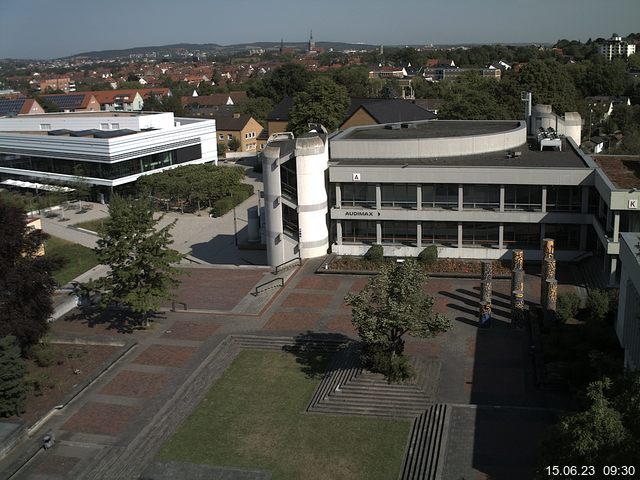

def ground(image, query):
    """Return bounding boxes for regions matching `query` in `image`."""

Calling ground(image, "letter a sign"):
[352,173,361,181]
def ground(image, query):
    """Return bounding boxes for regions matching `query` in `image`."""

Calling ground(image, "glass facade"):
[282,204,299,238]
[280,159,297,202]
[381,184,416,208]
[422,184,458,209]
[462,223,499,247]
[545,224,580,250]
[503,223,540,249]
[0,144,202,181]
[463,185,500,210]
[422,221,458,246]
[381,221,416,245]
[342,183,376,207]
[504,185,542,211]
[343,220,376,244]
[546,186,581,212]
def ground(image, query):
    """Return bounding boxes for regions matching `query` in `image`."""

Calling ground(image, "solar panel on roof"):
[41,94,84,109]
[0,98,25,115]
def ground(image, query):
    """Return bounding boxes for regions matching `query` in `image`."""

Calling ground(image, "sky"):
[1,0,639,59]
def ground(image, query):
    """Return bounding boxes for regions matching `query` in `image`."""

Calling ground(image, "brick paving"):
[34,455,80,476]
[100,371,171,398]
[62,402,141,436]
[132,345,197,368]
[2,258,578,480]
[162,319,220,341]
[169,268,265,310]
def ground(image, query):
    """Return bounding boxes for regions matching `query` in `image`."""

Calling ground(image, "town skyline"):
[1,0,639,60]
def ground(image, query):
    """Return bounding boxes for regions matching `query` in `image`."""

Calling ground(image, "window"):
[503,223,540,249]
[343,220,377,244]
[382,221,417,245]
[504,185,542,211]
[218,134,223,140]
[463,185,499,210]
[546,186,581,212]
[100,123,109,130]
[545,224,580,250]
[342,183,376,208]
[227,134,233,140]
[39,124,51,131]
[422,184,458,209]
[381,184,416,208]
[110,123,119,130]
[462,223,499,247]
[422,222,458,246]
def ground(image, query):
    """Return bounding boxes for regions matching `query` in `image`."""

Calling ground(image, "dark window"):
[282,204,298,238]
[422,221,458,246]
[422,184,458,209]
[382,221,416,245]
[342,183,376,208]
[504,185,542,211]
[343,220,377,244]
[503,223,540,249]
[462,223,499,247]
[544,224,580,250]
[546,186,581,212]
[463,185,499,210]
[280,159,297,201]
[381,184,416,208]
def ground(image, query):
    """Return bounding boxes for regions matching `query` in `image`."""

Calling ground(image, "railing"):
[274,257,301,274]
[171,301,187,312]
[254,277,284,295]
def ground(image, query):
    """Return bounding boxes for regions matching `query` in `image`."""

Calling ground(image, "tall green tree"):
[517,59,580,113]
[0,200,62,352]
[287,77,350,134]
[0,336,26,417]
[331,67,370,97]
[237,96,274,126]
[83,196,183,326]
[344,260,451,382]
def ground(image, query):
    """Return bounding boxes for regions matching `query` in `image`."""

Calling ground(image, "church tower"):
[308,30,316,53]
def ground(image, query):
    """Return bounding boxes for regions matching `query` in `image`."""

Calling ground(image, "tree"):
[344,260,451,382]
[379,79,400,99]
[217,142,227,157]
[0,200,62,352]
[287,77,350,135]
[0,336,26,417]
[227,137,241,152]
[142,95,185,116]
[331,67,370,97]
[237,96,273,126]
[71,164,91,210]
[538,374,640,474]
[83,195,183,327]
[517,59,580,113]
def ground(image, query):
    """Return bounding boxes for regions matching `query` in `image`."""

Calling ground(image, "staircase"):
[400,404,450,480]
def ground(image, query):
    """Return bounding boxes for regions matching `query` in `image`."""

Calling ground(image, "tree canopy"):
[287,77,350,134]
[0,200,62,352]
[345,260,451,381]
[83,195,183,326]
[0,336,26,417]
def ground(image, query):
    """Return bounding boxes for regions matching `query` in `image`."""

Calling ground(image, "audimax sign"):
[343,210,381,217]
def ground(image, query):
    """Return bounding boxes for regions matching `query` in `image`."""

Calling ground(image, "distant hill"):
[64,41,380,60]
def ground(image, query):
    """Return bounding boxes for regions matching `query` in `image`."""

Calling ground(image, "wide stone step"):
[309,404,423,418]
[329,389,429,403]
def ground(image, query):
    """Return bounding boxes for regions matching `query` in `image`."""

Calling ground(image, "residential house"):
[215,114,264,153]
[340,98,437,130]
[40,93,101,112]
[0,98,45,117]
[38,77,75,93]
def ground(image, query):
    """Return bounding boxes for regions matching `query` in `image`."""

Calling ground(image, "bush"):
[361,344,415,383]
[418,245,438,265]
[364,244,384,263]
[586,289,612,323]
[29,344,56,367]
[210,197,235,217]
[556,292,582,323]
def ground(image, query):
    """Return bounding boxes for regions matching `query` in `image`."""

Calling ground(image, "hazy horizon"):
[1,0,639,60]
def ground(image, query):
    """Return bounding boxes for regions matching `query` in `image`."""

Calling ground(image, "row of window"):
[340,183,590,213]
[0,144,202,180]
[338,220,581,250]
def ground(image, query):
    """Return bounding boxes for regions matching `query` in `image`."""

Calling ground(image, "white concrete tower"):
[295,135,329,260]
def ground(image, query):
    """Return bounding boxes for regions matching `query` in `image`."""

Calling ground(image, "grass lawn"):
[45,235,99,285]
[157,350,411,480]
[74,217,107,232]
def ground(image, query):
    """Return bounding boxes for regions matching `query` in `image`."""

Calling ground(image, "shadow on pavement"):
[63,307,165,334]
[282,331,353,379]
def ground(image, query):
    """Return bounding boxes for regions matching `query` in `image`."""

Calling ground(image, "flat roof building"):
[0,111,217,201]
[261,107,640,287]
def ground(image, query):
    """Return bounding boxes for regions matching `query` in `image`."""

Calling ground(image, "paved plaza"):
[0,255,573,480]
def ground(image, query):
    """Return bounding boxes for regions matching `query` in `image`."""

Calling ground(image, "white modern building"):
[616,232,640,370]
[599,34,636,61]
[261,105,640,288]
[0,111,217,200]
